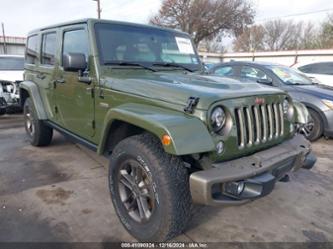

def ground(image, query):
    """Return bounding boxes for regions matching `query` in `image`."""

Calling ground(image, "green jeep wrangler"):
[20,19,316,241]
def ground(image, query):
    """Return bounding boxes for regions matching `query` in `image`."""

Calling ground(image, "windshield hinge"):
[184,97,200,114]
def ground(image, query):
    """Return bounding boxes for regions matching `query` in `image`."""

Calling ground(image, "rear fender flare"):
[19,81,47,120]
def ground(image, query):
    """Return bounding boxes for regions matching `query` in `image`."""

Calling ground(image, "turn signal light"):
[162,135,172,146]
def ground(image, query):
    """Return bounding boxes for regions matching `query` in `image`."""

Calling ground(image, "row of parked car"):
[1,54,332,141]
[206,60,333,141]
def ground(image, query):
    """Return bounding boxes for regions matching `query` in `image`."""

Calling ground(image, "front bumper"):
[190,134,316,206]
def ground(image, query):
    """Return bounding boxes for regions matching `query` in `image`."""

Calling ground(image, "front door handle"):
[53,78,65,89]
[54,79,65,84]
[36,74,46,80]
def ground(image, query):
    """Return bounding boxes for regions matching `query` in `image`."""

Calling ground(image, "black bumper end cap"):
[303,152,317,170]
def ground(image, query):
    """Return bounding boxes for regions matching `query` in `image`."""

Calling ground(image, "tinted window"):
[94,23,201,71]
[62,29,89,64]
[299,62,333,75]
[241,66,271,81]
[41,32,57,65]
[26,35,38,64]
[214,66,234,77]
[0,57,24,70]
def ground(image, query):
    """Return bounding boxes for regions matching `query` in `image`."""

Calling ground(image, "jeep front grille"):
[235,103,284,148]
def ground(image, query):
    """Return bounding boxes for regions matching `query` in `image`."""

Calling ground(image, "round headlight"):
[211,107,226,132]
[283,99,289,114]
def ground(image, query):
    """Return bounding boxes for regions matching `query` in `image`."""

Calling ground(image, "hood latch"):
[184,97,200,114]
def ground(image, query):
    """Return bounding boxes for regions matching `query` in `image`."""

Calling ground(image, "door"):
[53,26,95,139]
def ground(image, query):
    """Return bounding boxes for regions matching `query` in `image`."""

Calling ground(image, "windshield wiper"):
[104,61,156,72]
[152,62,194,72]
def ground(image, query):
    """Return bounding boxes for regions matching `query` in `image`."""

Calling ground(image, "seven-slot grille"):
[235,102,285,148]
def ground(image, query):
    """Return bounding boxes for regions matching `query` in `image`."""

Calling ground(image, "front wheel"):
[108,133,192,241]
[24,98,53,146]
[304,109,323,141]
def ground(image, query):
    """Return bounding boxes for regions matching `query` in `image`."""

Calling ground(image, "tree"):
[318,14,333,48]
[233,19,321,52]
[150,0,255,47]
[233,25,265,52]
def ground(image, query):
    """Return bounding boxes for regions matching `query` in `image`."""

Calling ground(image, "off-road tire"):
[108,133,192,242]
[306,109,323,141]
[24,98,53,146]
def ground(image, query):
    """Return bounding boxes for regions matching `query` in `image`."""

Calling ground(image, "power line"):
[256,8,333,22]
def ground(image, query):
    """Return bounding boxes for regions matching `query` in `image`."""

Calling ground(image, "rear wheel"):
[304,109,323,141]
[108,133,192,241]
[0,108,5,116]
[24,98,53,146]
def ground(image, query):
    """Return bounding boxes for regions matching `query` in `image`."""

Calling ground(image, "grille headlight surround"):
[210,106,226,133]
[283,99,289,114]
[283,98,294,121]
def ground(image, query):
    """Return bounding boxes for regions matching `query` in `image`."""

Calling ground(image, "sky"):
[0,0,333,37]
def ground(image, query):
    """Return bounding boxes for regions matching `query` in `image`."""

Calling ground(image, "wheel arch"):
[19,81,48,120]
[97,103,215,156]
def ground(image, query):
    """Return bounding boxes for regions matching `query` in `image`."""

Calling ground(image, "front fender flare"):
[97,103,215,156]
[19,81,48,120]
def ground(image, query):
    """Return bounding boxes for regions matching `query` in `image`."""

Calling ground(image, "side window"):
[298,65,312,73]
[26,35,38,65]
[313,63,333,75]
[214,66,234,77]
[41,32,57,66]
[241,66,271,81]
[62,29,89,65]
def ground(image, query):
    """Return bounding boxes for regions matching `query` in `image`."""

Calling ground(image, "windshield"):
[268,65,313,85]
[94,23,201,71]
[0,57,24,70]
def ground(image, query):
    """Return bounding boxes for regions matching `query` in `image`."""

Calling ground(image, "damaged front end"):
[0,80,21,115]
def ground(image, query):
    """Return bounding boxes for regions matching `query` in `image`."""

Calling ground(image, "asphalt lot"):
[0,114,333,243]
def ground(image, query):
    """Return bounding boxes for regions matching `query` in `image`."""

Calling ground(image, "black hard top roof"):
[28,18,188,36]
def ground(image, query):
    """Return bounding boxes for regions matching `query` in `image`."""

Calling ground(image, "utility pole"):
[93,0,101,19]
[1,23,7,54]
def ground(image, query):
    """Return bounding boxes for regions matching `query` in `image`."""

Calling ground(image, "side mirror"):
[257,78,273,85]
[63,53,87,72]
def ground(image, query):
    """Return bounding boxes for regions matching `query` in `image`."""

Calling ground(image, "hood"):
[292,84,333,101]
[102,70,285,110]
[0,70,24,82]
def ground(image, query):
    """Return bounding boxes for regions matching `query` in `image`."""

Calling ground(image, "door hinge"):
[92,120,96,129]
[91,88,95,98]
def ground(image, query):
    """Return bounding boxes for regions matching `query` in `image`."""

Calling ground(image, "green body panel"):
[23,19,304,165]
[97,103,215,155]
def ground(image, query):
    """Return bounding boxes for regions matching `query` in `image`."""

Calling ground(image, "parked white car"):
[0,55,24,115]
[292,61,333,87]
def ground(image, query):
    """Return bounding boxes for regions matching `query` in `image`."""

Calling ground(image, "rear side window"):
[299,62,333,75]
[26,35,39,64]
[41,32,57,66]
[241,66,271,81]
[62,29,89,64]
[213,66,234,77]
